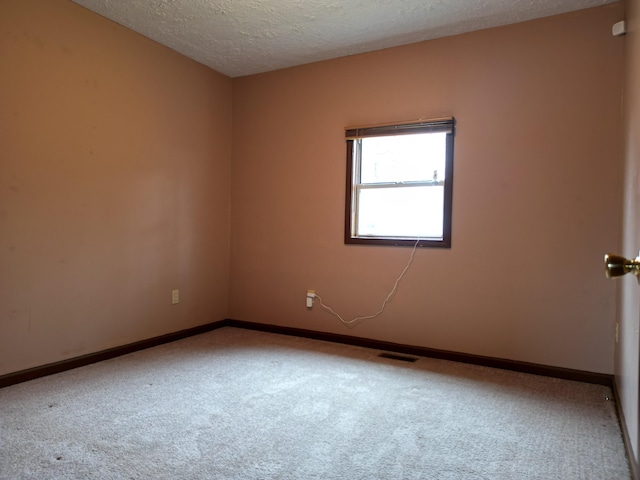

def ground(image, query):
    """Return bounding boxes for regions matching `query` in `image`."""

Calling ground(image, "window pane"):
[360,132,447,184]
[357,186,444,238]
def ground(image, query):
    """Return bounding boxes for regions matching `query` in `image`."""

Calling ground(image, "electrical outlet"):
[172,289,179,305]
[306,289,315,309]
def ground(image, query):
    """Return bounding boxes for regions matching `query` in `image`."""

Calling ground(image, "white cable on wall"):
[313,238,421,328]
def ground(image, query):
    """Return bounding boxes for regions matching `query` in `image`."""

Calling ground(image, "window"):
[345,118,455,247]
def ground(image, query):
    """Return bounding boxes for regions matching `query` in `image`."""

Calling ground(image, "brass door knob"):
[604,254,640,278]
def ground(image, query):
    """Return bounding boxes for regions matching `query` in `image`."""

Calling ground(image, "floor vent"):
[378,352,419,363]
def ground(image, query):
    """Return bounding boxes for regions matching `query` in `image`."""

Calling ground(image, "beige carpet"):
[0,327,631,479]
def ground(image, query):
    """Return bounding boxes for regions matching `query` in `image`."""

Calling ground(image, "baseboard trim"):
[0,319,232,388]
[226,319,614,387]
[613,377,640,480]
[1,318,613,390]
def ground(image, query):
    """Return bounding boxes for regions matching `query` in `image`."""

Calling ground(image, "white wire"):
[314,238,421,328]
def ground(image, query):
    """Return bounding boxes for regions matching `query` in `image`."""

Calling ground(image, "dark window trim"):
[345,118,455,248]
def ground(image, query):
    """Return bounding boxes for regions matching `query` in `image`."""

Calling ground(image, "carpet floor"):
[0,327,631,479]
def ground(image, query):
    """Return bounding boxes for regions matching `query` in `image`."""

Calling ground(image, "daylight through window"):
[345,118,454,247]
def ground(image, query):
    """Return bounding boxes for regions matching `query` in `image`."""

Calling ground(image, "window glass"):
[357,186,444,238]
[360,133,447,184]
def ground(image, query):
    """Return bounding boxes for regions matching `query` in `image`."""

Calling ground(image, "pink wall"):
[0,1,627,380]
[231,4,625,374]
[0,0,232,375]
[617,0,640,468]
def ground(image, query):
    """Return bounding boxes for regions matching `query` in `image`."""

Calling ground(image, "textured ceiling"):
[70,0,618,77]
